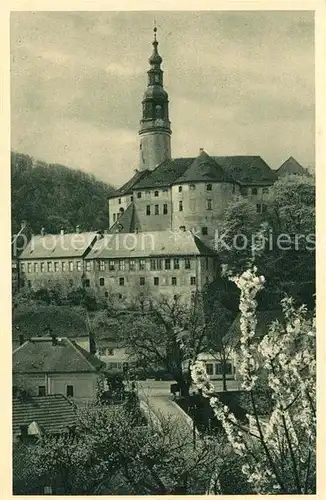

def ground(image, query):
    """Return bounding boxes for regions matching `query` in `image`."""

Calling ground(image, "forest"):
[11,151,116,235]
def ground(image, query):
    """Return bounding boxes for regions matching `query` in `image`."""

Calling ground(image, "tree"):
[191,267,316,494]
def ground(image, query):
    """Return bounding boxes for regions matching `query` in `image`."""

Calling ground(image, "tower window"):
[146,205,151,215]
[206,184,212,191]
[206,199,212,210]
[202,227,208,235]
[163,204,168,214]
[251,187,258,195]
[179,201,183,212]
[155,205,159,215]
[137,192,142,198]
[178,186,182,192]
[154,190,159,197]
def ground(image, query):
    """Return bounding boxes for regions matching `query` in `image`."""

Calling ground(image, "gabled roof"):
[276,156,308,177]
[13,394,77,437]
[109,203,142,234]
[175,151,231,184]
[85,230,216,260]
[110,169,151,198]
[13,336,105,373]
[213,156,277,185]
[133,158,194,189]
[19,232,98,259]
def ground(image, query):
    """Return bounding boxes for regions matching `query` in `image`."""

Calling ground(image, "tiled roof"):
[175,151,231,183]
[12,305,88,341]
[13,394,77,437]
[19,232,98,259]
[213,156,277,185]
[276,156,308,177]
[109,203,142,234]
[85,230,216,259]
[133,158,194,189]
[13,337,105,373]
[110,170,152,197]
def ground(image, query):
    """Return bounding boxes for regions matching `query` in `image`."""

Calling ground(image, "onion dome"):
[148,27,162,66]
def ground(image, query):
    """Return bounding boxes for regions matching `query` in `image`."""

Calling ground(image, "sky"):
[10,10,314,188]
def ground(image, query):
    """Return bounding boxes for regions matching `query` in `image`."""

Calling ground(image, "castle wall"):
[133,186,172,231]
[109,194,132,228]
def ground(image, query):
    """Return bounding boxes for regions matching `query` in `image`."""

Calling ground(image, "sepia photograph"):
[10,9,316,495]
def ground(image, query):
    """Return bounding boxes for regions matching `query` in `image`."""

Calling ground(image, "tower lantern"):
[138,26,172,171]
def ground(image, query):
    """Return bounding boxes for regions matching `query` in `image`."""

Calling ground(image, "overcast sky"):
[10,10,314,187]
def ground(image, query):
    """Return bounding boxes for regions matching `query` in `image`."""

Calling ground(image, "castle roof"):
[85,230,215,260]
[112,169,151,197]
[13,337,105,373]
[213,156,277,185]
[109,202,142,234]
[176,150,231,183]
[133,157,194,190]
[276,156,307,177]
[19,231,98,259]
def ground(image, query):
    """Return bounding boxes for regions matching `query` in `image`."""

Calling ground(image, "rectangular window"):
[84,279,90,288]
[69,261,74,272]
[251,187,258,195]
[225,363,233,374]
[240,186,248,196]
[256,204,262,213]
[119,260,125,271]
[150,259,156,271]
[178,186,182,192]
[179,201,183,212]
[28,263,32,273]
[139,259,146,271]
[34,263,38,273]
[76,261,82,271]
[185,258,191,269]
[86,261,92,271]
[172,277,177,286]
[113,213,116,222]
[262,187,269,194]
[165,258,171,270]
[129,260,136,271]
[100,260,105,271]
[206,199,212,210]
[174,258,179,270]
[190,276,196,285]
[154,190,159,197]
[137,192,142,198]
[262,204,267,213]
[154,204,159,215]
[157,259,162,270]
[61,261,67,272]
[119,277,125,286]
[99,277,105,286]
[146,205,151,215]
[40,262,45,272]
[163,203,168,214]
[130,195,133,202]
[38,386,46,396]
[215,363,222,375]
[140,277,145,285]
[206,184,212,191]
[47,262,52,272]
[66,385,74,397]
[54,262,59,272]
[154,277,159,286]
[202,227,208,235]
[20,263,25,273]
[109,260,115,271]
[118,198,121,204]
[206,363,213,375]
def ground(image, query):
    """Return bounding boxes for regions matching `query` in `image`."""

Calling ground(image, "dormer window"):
[154,190,159,197]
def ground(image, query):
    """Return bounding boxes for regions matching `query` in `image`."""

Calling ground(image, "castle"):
[15,28,303,306]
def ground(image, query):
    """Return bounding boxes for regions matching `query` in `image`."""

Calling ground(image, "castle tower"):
[139,26,172,171]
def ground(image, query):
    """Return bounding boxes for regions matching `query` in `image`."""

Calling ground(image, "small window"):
[109,260,115,271]
[146,205,151,215]
[262,204,267,213]
[256,204,262,213]
[150,259,156,271]
[76,261,82,271]
[179,201,183,212]
[137,192,142,198]
[165,258,171,270]
[185,258,191,269]
[225,363,233,374]
[69,261,74,272]
[40,262,45,272]
[215,363,222,375]
[140,277,145,285]
[178,186,182,192]
[119,260,125,271]
[179,225,186,232]
[104,291,109,298]
[130,195,133,202]
[84,279,90,288]
[119,277,125,286]
[154,190,159,197]
[113,213,116,222]
[206,363,214,375]
[189,184,196,190]
[240,186,248,196]
[139,259,146,271]
[154,277,159,286]
[129,260,136,271]
[190,276,196,285]
[202,227,208,235]
[206,184,212,191]
[174,258,179,270]
[206,199,212,210]
[20,263,25,272]
[173,294,178,301]
[99,261,105,271]
[28,263,32,273]
[251,187,258,195]
[262,187,269,194]
[86,261,92,271]
[155,204,159,215]
[163,203,168,214]
[38,386,46,396]
[66,385,74,397]
[172,277,177,286]
[34,263,38,272]
[118,198,121,204]
[205,257,209,270]
[118,293,123,299]
[61,261,67,272]
[99,278,105,286]
[54,262,59,272]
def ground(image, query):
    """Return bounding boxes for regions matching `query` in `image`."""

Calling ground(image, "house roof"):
[132,157,194,190]
[276,156,308,177]
[13,394,77,437]
[12,305,89,341]
[85,230,216,259]
[109,203,142,234]
[213,156,277,185]
[13,336,105,373]
[110,169,151,197]
[19,232,99,260]
[175,151,231,184]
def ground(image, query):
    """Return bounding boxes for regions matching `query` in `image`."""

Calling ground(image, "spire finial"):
[149,21,162,66]
[154,19,157,40]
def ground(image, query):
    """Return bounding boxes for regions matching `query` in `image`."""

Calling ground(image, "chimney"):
[76,225,80,234]
[60,227,64,235]
[41,227,45,236]
[199,148,204,153]
[19,334,24,346]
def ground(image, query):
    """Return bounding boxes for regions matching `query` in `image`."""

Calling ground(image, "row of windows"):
[178,183,213,192]
[145,203,168,215]
[85,276,196,287]
[38,385,73,397]
[256,203,267,213]
[118,189,169,204]
[178,200,212,212]
[22,261,83,273]
[205,362,233,376]
[240,186,269,196]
